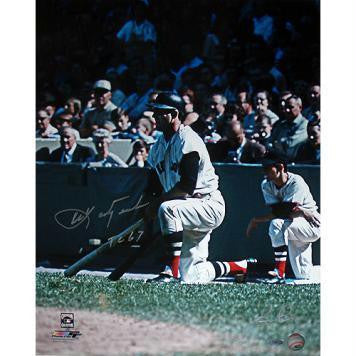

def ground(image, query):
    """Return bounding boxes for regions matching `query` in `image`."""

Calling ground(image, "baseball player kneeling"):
[246,151,320,283]
[144,92,254,283]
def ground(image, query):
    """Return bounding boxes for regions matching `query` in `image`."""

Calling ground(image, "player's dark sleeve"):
[176,151,199,195]
[145,169,163,197]
[269,202,299,218]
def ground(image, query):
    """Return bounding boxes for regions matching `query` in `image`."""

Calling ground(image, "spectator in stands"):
[183,112,199,127]
[53,112,74,132]
[219,104,246,138]
[270,95,308,160]
[238,91,255,128]
[65,97,81,117]
[36,109,58,138]
[255,91,276,121]
[181,88,195,113]
[303,84,320,122]
[244,90,279,138]
[112,108,131,132]
[116,0,156,43]
[89,129,128,168]
[250,115,273,149]
[202,93,227,142]
[277,91,293,119]
[110,108,136,140]
[129,139,150,168]
[135,117,156,144]
[144,114,163,141]
[294,121,320,164]
[255,90,279,123]
[210,93,227,123]
[64,97,82,129]
[79,80,117,138]
[209,121,266,163]
[44,103,56,121]
[49,127,94,164]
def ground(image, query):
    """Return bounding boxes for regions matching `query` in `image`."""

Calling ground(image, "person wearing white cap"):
[88,129,128,168]
[79,80,117,138]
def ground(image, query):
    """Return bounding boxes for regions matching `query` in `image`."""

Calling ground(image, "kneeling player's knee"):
[158,202,173,220]
[158,202,183,234]
[181,262,215,284]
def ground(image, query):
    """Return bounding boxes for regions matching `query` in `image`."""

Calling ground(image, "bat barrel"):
[64,247,102,277]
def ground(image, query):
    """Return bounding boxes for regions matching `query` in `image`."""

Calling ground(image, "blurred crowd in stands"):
[36,0,320,167]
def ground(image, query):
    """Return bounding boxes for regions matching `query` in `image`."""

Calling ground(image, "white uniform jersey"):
[261,172,318,212]
[148,125,219,194]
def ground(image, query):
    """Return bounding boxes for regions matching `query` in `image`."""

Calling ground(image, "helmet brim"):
[147,103,177,111]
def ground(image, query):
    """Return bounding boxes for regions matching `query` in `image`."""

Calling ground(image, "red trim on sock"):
[228,261,247,275]
[170,256,180,278]
[275,260,286,278]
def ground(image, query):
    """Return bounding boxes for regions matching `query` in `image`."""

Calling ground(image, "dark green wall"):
[36,163,320,266]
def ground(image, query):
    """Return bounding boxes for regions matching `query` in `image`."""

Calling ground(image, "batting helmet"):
[147,92,185,117]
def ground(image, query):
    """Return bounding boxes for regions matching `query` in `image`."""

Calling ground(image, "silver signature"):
[109,229,145,246]
[98,196,130,228]
[54,195,150,230]
[54,206,95,230]
[117,194,150,216]
[98,195,149,228]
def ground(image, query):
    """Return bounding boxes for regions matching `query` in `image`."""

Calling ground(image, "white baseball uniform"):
[148,124,225,283]
[262,172,320,279]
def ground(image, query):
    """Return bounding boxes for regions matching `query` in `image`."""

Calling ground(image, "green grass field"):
[36,272,320,355]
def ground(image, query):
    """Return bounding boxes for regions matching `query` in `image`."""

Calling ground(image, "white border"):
[321,0,356,354]
[1,0,35,354]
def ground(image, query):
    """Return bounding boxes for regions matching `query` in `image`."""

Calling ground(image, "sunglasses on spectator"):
[94,89,109,96]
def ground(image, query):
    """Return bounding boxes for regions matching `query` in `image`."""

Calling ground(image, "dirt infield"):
[37,307,246,355]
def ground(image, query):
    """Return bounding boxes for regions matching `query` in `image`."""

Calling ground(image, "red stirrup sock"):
[273,245,288,278]
[164,231,183,278]
[210,260,247,278]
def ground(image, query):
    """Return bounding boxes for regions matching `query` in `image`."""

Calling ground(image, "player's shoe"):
[268,268,285,278]
[234,258,257,283]
[266,269,286,284]
[266,276,286,284]
[145,272,178,283]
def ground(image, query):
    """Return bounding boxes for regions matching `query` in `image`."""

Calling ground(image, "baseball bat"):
[108,193,160,281]
[64,218,144,277]
[107,226,160,281]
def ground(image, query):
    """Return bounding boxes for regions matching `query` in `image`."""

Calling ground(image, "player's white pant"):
[268,214,321,279]
[158,190,225,283]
